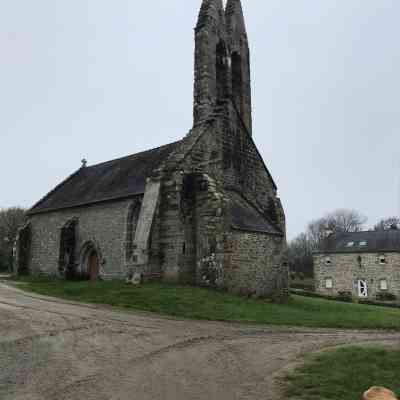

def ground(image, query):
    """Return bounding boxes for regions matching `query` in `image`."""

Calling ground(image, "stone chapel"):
[16,0,288,298]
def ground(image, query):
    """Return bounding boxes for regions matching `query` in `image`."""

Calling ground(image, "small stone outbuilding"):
[15,0,288,298]
[314,230,400,300]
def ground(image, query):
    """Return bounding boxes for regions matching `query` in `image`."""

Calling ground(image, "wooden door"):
[88,251,99,281]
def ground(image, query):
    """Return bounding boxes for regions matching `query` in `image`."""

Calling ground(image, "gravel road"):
[0,282,399,400]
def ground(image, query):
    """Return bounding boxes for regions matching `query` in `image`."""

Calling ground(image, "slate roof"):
[229,192,283,235]
[29,142,181,215]
[316,230,400,254]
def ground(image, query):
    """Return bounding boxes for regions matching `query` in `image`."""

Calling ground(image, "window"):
[346,242,354,247]
[325,278,333,289]
[59,219,78,279]
[380,279,388,291]
[359,241,367,247]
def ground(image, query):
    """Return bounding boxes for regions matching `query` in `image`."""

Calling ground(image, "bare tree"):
[325,209,367,233]
[374,217,400,231]
[307,217,331,250]
[0,207,26,272]
[288,208,367,278]
[287,233,314,277]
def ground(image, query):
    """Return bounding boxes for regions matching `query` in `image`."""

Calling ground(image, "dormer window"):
[325,256,332,266]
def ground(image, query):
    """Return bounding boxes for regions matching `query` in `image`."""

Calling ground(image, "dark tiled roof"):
[230,192,282,235]
[29,142,181,215]
[317,230,400,254]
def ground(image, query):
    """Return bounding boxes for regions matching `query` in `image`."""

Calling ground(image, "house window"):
[380,279,388,291]
[379,255,387,264]
[346,242,354,248]
[325,278,333,289]
[325,256,332,266]
[359,241,367,247]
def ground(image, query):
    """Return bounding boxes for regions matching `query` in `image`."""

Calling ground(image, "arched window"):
[231,52,243,113]
[216,41,228,102]
[59,218,78,279]
[15,223,32,276]
[126,200,141,261]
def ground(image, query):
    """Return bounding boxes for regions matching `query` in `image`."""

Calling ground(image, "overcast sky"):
[1,0,399,239]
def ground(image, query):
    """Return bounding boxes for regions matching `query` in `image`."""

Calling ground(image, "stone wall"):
[224,231,287,297]
[28,198,142,279]
[314,252,400,299]
[222,110,286,234]
[158,121,225,283]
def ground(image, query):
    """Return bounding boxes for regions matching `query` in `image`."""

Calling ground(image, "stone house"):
[15,0,288,298]
[314,230,400,300]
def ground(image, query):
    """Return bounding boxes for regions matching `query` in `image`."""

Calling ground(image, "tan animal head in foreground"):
[362,387,398,400]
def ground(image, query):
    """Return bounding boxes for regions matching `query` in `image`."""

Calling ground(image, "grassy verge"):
[284,346,400,400]
[10,278,400,330]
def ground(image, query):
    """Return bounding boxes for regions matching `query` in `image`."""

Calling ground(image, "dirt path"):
[0,282,399,400]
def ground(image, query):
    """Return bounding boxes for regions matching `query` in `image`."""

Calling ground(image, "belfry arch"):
[215,41,229,103]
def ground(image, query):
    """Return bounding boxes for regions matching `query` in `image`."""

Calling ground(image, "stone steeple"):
[193,0,252,134]
[225,0,247,40]
[225,0,252,133]
[196,0,224,30]
[193,0,228,124]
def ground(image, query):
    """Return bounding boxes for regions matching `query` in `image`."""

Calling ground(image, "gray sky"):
[1,0,399,240]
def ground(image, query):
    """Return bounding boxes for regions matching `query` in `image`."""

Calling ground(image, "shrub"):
[334,291,353,303]
[376,292,397,302]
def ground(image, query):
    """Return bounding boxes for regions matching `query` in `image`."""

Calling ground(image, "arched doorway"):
[79,241,102,281]
[88,250,99,282]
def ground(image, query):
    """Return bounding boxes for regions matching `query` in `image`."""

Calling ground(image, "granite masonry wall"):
[224,231,288,297]
[314,252,400,299]
[28,197,145,279]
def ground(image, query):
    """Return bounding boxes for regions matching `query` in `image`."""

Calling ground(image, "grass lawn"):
[284,346,400,400]
[11,278,400,330]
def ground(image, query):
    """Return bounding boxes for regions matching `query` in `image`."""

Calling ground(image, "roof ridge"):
[85,141,182,170]
[333,230,399,235]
